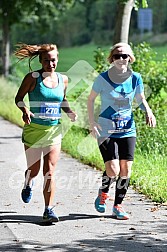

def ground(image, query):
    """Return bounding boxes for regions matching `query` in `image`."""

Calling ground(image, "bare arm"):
[136,92,156,127]
[87,90,101,137]
[61,74,77,122]
[15,73,35,124]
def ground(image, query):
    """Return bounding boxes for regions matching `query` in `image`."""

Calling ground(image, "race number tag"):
[39,102,61,119]
[108,116,131,133]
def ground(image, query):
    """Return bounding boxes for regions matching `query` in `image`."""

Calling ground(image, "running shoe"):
[21,170,33,203]
[112,204,129,220]
[94,189,109,213]
[21,185,33,203]
[43,208,59,222]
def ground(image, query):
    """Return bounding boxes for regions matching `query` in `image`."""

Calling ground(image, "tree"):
[113,0,148,44]
[0,0,74,77]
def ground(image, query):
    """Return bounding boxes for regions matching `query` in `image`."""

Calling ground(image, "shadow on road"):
[0,211,118,226]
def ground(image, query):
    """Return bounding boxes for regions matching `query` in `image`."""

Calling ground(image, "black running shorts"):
[98,137,136,163]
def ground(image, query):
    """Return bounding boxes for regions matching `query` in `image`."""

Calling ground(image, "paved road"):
[0,117,166,252]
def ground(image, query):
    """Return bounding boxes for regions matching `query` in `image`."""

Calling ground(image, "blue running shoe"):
[112,204,129,220]
[21,170,33,203]
[95,190,109,213]
[43,208,59,223]
[21,185,33,203]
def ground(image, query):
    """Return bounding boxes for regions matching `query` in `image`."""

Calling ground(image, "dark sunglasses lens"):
[113,54,129,59]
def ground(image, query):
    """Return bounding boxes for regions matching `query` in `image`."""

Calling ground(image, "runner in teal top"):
[29,72,64,126]
[92,70,144,138]
[15,43,77,223]
[88,42,156,220]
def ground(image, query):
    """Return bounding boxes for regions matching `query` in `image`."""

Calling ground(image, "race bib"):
[108,116,131,133]
[39,102,61,120]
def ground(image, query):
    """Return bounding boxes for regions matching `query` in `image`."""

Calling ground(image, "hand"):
[67,110,78,122]
[22,110,34,124]
[145,111,156,127]
[89,122,102,138]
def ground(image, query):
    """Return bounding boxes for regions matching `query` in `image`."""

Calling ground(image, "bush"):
[132,43,167,155]
[132,42,167,99]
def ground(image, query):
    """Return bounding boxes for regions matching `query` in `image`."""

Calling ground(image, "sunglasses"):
[113,54,129,60]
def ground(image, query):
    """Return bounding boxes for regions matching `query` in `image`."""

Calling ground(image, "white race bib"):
[39,102,61,120]
[108,116,132,133]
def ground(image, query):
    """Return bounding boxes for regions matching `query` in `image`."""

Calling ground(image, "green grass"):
[131,154,167,203]
[57,43,167,69]
[11,44,99,80]
[11,43,167,84]
[61,126,103,168]
[0,77,24,126]
[57,44,99,72]
[153,45,167,61]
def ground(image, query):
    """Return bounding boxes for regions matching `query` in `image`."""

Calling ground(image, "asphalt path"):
[0,117,166,252]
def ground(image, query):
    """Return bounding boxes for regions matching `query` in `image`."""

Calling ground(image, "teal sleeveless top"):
[28,72,64,126]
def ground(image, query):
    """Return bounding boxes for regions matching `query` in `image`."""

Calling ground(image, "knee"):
[43,162,56,177]
[120,169,131,178]
[43,169,55,179]
[106,165,120,177]
[106,170,118,178]
[120,161,133,177]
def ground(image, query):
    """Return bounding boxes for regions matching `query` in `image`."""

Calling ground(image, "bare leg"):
[105,159,120,178]
[24,145,42,187]
[42,144,61,207]
[100,159,120,193]
[119,160,133,177]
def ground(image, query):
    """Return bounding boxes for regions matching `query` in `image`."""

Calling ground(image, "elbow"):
[15,95,20,106]
[87,95,94,104]
[15,96,23,108]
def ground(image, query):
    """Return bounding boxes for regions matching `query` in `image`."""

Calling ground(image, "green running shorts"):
[22,122,62,148]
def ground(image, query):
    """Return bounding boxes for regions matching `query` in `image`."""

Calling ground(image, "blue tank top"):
[28,72,64,126]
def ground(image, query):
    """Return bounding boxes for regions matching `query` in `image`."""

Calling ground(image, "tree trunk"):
[2,14,10,77]
[113,0,135,44]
